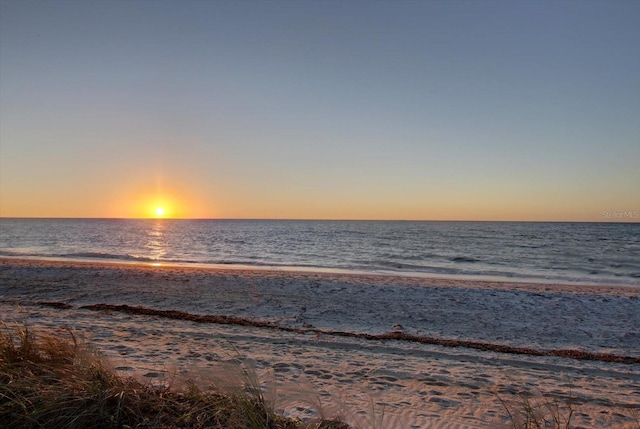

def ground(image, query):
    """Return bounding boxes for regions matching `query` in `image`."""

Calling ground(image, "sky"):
[1,0,638,221]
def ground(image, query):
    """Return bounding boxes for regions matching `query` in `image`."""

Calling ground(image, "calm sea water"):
[0,219,638,286]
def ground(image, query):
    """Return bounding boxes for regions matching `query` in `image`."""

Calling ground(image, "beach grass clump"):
[496,387,576,429]
[497,386,640,429]
[498,389,640,429]
[0,321,349,429]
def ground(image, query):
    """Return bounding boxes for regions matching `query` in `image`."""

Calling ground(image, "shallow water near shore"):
[1,218,639,287]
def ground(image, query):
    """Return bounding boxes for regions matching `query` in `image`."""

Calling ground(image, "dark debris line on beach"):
[37,301,640,365]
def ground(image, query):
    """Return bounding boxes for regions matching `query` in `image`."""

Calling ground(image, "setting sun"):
[117,188,205,219]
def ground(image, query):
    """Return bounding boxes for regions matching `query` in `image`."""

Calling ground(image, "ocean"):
[0,218,638,286]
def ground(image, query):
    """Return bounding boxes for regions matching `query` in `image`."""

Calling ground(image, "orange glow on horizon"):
[117,191,187,219]
[107,183,215,219]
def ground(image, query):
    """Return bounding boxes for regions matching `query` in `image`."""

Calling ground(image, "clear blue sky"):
[1,0,638,220]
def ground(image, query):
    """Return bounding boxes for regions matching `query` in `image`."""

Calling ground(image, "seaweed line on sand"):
[35,301,638,365]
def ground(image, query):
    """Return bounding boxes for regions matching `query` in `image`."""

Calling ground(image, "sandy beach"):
[1,257,638,428]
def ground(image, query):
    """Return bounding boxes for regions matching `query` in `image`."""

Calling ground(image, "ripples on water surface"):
[0,219,638,286]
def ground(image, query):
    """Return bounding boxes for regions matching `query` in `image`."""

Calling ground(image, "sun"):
[129,194,184,218]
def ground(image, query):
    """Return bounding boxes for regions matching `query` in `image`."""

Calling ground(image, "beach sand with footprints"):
[1,257,638,428]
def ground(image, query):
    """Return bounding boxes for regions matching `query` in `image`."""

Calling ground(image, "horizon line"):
[0,216,638,224]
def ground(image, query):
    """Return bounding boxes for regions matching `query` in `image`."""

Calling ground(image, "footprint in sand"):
[304,369,333,379]
[115,366,135,372]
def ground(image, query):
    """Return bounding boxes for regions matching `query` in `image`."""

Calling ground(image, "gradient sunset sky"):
[1,0,638,221]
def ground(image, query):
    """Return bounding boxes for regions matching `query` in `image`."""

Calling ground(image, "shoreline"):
[2,255,638,296]
[1,256,639,427]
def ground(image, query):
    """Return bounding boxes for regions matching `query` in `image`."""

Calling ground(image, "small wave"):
[3,251,638,287]
[0,250,28,257]
[206,259,339,272]
[205,259,280,267]
[379,253,439,262]
[372,260,432,271]
[63,252,156,262]
[450,256,480,263]
[63,253,203,266]
[369,261,516,279]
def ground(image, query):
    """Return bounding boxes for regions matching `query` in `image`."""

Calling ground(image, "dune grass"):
[3,321,638,429]
[496,388,575,429]
[496,386,640,429]
[0,322,349,429]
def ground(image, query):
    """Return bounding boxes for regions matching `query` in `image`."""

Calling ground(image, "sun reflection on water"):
[145,220,168,261]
